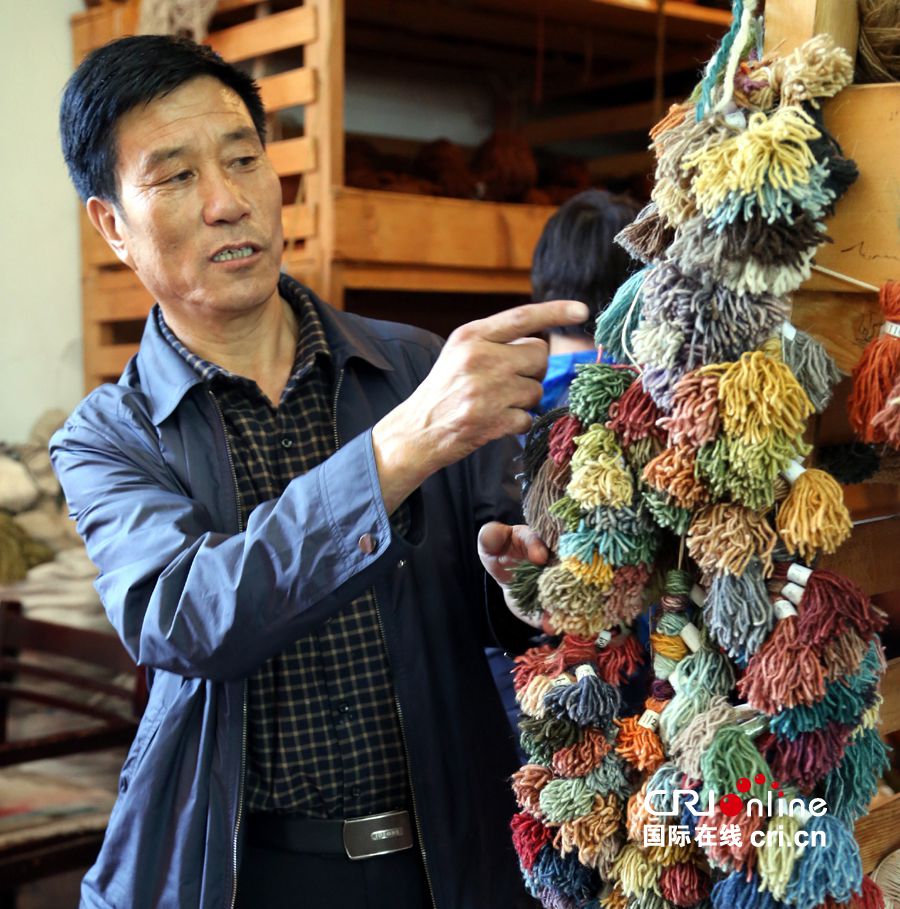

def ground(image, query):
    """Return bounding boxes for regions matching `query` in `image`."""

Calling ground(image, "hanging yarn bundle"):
[505,2,891,905]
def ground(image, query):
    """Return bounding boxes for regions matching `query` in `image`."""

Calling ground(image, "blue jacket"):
[51,276,531,909]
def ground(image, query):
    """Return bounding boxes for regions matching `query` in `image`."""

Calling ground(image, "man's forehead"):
[117,76,255,159]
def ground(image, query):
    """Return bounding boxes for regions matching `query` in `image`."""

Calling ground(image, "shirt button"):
[397,559,406,569]
[338,702,351,714]
[358,533,378,555]
[351,786,361,799]
[281,438,293,449]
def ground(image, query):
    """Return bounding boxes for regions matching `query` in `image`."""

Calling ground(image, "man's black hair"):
[60,34,267,203]
[531,189,641,337]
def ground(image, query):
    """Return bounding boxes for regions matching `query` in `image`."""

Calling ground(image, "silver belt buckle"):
[342,809,414,860]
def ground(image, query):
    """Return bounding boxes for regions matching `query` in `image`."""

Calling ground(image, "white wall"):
[0,0,85,444]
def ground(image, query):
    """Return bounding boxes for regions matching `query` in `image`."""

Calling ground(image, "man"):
[53,35,588,909]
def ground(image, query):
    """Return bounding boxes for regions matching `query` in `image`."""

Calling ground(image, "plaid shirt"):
[156,295,408,818]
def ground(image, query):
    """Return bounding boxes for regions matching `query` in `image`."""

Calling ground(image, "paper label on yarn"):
[781,582,805,607]
[638,709,661,732]
[575,664,597,681]
[782,460,806,484]
[550,674,571,688]
[689,584,706,607]
[596,630,613,648]
[679,622,702,652]
[787,563,813,586]
[880,321,900,339]
[774,598,799,620]
[792,804,812,824]
[781,321,798,341]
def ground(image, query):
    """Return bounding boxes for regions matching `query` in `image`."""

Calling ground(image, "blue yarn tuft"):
[821,726,891,823]
[784,814,863,909]
[543,672,621,727]
[531,843,599,900]
[712,871,781,909]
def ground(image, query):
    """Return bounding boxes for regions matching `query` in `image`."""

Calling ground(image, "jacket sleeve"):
[50,395,410,682]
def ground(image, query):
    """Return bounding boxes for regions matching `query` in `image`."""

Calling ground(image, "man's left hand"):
[478,522,549,629]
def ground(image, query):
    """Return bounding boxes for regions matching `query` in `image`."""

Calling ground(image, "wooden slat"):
[206,6,317,62]
[856,793,900,874]
[879,658,900,735]
[282,203,316,240]
[341,263,531,294]
[803,85,900,293]
[267,136,316,176]
[333,188,555,270]
[258,68,316,112]
[818,516,900,597]
[521,99,678,146]
[588,150,654,180]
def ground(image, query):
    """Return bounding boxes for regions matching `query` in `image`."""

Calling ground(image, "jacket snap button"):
[357,533,378,555]
[397,559,406,569]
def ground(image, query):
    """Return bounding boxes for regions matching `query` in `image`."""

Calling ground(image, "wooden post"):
[763,0,859,65]
[303,0,345,307]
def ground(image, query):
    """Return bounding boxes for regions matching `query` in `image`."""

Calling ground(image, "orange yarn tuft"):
[614,715,665,773]
[511,764,554,818]
[848,281,900,442]
[643,445,709,509]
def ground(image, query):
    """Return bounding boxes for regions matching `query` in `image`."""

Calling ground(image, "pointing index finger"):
[473,300,590,344]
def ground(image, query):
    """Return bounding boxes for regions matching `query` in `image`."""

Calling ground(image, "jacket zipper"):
[208,390,248,909]
[331,369,438,909]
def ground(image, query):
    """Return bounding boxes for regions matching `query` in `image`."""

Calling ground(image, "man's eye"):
[166,171,193,184]
[234,156,258,167]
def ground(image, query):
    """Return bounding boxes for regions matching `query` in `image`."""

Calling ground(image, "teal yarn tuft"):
[696,0,745,119]
[820,726,891,824]
[712,871,780,909]
[594,266,650,363]
[784,813,863,909]
[584,751,632,802]
[557,525,603,566]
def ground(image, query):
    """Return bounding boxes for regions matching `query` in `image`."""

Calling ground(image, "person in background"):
[53,35,588,909]
[488,188,642,744]
[532,188,642,412]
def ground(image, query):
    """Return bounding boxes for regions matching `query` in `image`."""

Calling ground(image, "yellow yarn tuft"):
[776,467,852,561]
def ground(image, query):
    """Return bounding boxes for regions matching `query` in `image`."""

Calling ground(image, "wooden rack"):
[72,0,729,388]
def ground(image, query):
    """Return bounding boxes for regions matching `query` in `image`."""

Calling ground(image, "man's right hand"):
[372,299,589,514]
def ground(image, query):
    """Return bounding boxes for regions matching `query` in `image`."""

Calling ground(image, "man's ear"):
[85,197,136,270]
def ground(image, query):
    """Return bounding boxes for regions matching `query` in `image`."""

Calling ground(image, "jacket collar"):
[135,272,394,425]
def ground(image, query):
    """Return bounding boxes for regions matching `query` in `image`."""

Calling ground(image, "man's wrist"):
[372,407,436,514]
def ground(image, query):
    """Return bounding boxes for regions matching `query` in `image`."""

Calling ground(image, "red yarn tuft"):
[799,569,887,649]
[607,378,665,446]
[659,862,711,907]
[548,414,583,467]
[510,810,553,871]
[596,632,645,686]
[513,644,555,692]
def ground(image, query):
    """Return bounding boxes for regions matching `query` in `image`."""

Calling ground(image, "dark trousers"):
[236,839,432,908]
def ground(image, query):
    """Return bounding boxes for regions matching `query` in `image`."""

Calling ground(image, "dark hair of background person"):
[531,189,641,338]
[60,35,267,204]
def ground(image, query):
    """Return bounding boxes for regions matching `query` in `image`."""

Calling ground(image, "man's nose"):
[201,169,251,224]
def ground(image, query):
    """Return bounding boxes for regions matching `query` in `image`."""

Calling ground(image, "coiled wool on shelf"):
[849,281,900,443]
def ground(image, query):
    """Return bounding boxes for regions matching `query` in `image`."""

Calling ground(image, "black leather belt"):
[246,810,414,861]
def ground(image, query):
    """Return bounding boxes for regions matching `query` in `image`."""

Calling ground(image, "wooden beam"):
[587,149,654,180]
[801,85,900,293]
[856,793,900,874]
[207,6,317,62]
[258,68,316,112]
[764,0,859,64]
[521,99,678,145]
[282,203,316,240]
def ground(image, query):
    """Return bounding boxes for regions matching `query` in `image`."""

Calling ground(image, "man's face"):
[90,76,284,321]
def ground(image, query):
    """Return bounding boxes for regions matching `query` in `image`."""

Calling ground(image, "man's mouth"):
[211,245,258,262]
